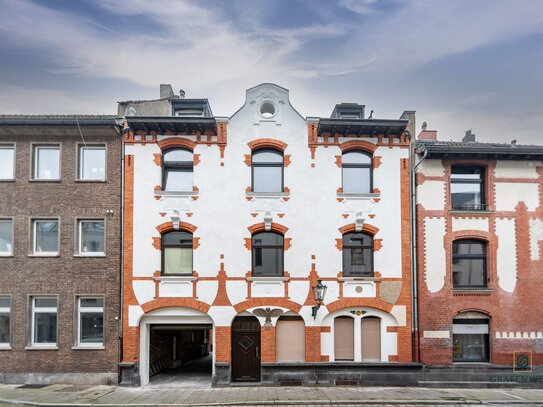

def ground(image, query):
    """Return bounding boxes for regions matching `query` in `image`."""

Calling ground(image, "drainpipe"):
[118,118,127,380]
[410,136,428,363]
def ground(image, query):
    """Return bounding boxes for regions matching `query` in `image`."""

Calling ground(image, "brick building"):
[118,84,417,386]
[0,115,122,384]
[414,127,543,380]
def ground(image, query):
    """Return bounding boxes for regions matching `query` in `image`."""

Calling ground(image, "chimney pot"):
[462,129,476,143]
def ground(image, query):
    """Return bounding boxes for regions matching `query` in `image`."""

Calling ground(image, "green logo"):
[513,352,532,372]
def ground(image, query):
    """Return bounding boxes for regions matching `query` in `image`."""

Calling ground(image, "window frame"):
[452,318,490,362]
[0,296,11,348]
[0,144,15,181]
[76,296,104,348]
[251,148,284,193]
[31,143,61,181]
[341,150,373,194]
[77,218,106,256]
[161,231,194,276]
[30,296,58,348]
[342,232,374,277]
[450,165,486,211]
[251,231,284,277]
[161,148,194,192]
[31,218,59,256]
[0,218,14,256]
[77,144,107,181]
[452,239,487,289]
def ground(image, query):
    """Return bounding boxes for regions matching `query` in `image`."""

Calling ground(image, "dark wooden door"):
[231,316,261,382]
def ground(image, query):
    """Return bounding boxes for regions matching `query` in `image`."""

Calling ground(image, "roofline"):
[0,116,121,126]
[416,143,543,159]
[246,83,289,93]
[318,118,409,126]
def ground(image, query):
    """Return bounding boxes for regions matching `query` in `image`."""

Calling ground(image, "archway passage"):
[148,323,213,388]
[231,316,261,382]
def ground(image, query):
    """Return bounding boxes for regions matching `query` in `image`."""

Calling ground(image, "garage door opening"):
[148,324,213,388]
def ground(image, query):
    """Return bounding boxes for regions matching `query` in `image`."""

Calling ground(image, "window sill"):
[74,253,106,258]
[246,276,289,282]
[28,254,60,258]
[0,254,14,257]
[0,345,11,350]
[75,179,107,183]
[337,192,380,199]
[71,345,105,350]
[449,210,493,216]
[453,288,493,296]
[28,179,62,183]
[25,346,58,351]
[155,190,198,197]
[338,276,381,282]
[246,192,290,198]
[0,179,15,182]
[154,275,196,282]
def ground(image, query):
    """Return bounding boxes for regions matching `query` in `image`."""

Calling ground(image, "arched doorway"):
[231,315,261,382]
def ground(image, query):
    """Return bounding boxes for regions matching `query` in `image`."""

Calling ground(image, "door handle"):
[256,346,260,359]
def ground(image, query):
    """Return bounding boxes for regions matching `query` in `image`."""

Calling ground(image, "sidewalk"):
[1,384,543,406]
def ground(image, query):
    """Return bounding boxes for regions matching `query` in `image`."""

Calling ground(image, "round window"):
[260,102,276,118]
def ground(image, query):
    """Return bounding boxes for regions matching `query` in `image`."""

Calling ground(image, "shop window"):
[452,318,489,362]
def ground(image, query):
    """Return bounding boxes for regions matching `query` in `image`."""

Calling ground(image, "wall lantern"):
[311,280,327,319]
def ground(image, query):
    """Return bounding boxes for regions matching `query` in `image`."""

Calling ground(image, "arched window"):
[252,232,283,276]
[361,316,381,361]
[276,316,305,361]
[453,312,489,362]
[342,150,372,193]
[162,231,193,275]
[252,149,283,193]
[342,233,373,277]
[452,239,487,288]
[334,316,354,361]
[162,148,193,192]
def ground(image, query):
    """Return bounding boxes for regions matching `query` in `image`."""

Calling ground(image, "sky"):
[0,0,542,143]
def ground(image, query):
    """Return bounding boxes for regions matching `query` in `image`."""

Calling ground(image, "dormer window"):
[174,109,204,117]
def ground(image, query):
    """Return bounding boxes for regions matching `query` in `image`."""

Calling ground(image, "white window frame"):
[76,297,104,348]
[30,296,58,348]
[32,219,59,256]
[0,296,11,348]
[0,144,15,181]
[32,144,61,181]
[77,219,105,256]
[78,144,106,181]
[0,218,13,256]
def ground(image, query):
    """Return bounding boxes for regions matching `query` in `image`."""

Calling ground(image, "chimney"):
[159,84,174,99]
[417,121,437,140]
[400,110,416,138]
[462,129,476,143]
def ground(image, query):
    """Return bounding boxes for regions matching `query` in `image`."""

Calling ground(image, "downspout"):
[118,119,127,380]
[410,137,428,363]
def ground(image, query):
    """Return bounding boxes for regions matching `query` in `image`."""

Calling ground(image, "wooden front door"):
[231,316,261,382]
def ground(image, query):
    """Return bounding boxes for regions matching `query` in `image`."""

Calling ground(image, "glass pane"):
[35,147,59,179]
[80,312,103,343]
[252,247,282,276]
[0,220,12,253]
[0,313,9,343]
[34,312,57,343]
[453,259,485,286]
[0,298,9,307]
[80,221,105,253]
[164,247,192,274]
[343,247,372,276]
[163,149,193,162]
[343,233,372,247]
[342,151,371,164]
[162,231,192,245]
[452,167,482,180]
[35,298,57,307]
[451,183,482,209]
[80,147,105,180]
[453,241,485,255]
[35,221,58,253]
[252,232,283,246]
[253,166,282,193]
[252,149,283,163]
[453,333,488,361]
[342,167,371,193]
[164,168,193,191]
[81,298,103,308]
[0,147,14,179]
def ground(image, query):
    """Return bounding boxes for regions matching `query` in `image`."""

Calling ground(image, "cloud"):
[339,0,380,14]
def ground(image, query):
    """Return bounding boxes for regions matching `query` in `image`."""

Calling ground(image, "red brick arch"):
[140,298,211,314]
[338,222,379,236]
[156,221,197,234]
[233,298,302,313]
[247,222,289,235]
[248,138,287,152]
[325,298,394,314]
[157,137,196,151]
[339,140,377,154]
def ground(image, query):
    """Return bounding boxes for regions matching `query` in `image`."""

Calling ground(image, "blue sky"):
[0,0,542,143]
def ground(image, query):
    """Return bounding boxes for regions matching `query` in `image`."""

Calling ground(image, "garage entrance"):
[148,324,212,388]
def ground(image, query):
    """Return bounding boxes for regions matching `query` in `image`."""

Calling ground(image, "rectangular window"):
[0,145,15,180]
[452,319,489,362]
[452,240,487,288]
[79,145,106,180]
[0,219,13,255]
[78,220,105,255]
[33,219,59,255]
[77,297,104,346]
[31,297,57,346]
[0,297,10,346]
[33,145,60,180]
[451,166,485,210]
